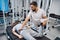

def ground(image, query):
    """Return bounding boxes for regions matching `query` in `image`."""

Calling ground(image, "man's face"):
[30,5,36,12]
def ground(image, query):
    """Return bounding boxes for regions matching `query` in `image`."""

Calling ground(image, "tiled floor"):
[0,35,7,40]
[45,25,60,40]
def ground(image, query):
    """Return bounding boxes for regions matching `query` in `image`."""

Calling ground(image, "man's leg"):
[30,24,43,37]
[20,30,36,40]
[28,29,40,37]
[37,25,43,37]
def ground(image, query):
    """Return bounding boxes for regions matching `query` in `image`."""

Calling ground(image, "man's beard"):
[32,9,36,12]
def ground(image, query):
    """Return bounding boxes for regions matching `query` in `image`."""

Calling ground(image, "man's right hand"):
[19,27,23,32]
[18,35,23,39]
[19,15,30,32]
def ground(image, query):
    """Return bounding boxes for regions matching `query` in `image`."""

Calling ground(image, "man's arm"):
[19,16,30,31]
[42,16,48,26]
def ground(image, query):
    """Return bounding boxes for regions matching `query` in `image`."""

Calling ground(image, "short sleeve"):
[42,10,46,17]
[27,11,32,17]
[40,19,47,23]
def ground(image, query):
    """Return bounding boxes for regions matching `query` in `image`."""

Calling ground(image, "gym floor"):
[0,0,60,40]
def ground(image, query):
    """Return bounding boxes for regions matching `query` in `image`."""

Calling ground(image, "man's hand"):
[42,19,47,26]
[18,35,23,39]
[26,26,31,29]
[19,27,23,32]
[19,16,30,31]
[42,15,48,26]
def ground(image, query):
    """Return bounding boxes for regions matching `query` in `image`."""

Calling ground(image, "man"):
[19,1,48,40]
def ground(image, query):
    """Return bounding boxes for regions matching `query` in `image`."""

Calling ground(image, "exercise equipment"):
[0,0,9,36]
[0,0,52,39]
[49,13,60,28]
[6,0,52,40]
[6,25,50,40]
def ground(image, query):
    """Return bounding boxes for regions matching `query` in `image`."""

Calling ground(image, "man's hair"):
[30,1,37,7]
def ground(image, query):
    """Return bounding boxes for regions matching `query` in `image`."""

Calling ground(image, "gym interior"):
[0,0,60,40]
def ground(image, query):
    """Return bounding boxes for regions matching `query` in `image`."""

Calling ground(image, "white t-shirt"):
[28,8,46,25]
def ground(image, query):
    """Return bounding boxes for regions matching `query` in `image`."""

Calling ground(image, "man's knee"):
[20,30,36,40]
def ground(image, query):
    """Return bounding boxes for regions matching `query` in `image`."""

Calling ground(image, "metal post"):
[26,0,29,17]
[11,0,15,23]
[18,0,22,21]
[2,0,6,29]
[37,0,41,8]
[15,0,18,20]
[47,0,53,30]
[42,0,45,10]
[45,0,49,11]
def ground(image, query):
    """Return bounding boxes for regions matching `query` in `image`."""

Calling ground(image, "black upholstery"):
[50,13,60,19]
[55,37,60,40]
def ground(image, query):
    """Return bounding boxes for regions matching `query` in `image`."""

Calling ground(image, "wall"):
[49,0,60,15]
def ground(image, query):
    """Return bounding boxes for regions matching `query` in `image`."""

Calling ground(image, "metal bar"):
[38,0,41,8]
[45,0,49,11]
[2,0,6,28]
[10,0,15,23]
[42,0,45,9]
[15,0,18,20]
